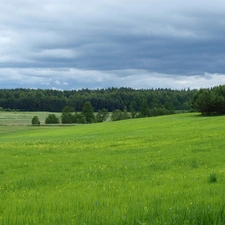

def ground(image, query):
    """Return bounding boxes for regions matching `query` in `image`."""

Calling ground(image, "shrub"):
[123,107,131,120]
[96,108,109,122]
[45,114,60,124]
[111,109,124,121]
[61,106,77,124]
[31,116,40,125]
[61,113,77,124]
[79,116,87,124]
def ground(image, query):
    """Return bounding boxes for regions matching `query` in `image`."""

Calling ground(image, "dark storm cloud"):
[1,0,225,89]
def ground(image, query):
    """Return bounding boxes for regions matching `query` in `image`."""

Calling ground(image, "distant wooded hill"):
[0,87,197,112]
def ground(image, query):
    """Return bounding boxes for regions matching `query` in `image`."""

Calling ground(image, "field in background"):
[0,111,61,126]
[1,113,225,224]
[0,111,112,126]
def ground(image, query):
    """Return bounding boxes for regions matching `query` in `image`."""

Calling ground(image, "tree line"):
[32,102,109,125]
[32,100,176,125]
[192,85,225,116]
[0,87,196,113]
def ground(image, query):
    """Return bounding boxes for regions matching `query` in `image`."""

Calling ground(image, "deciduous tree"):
[45,114,60,124]
[96,108,109,122]
[82,101,95,123]
[31,116,40,125]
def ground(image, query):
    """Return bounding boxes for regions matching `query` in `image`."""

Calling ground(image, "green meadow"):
[1,112,225,224]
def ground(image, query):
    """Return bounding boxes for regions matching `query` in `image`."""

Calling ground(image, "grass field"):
[0,112,225,224]
[0,111,62,126]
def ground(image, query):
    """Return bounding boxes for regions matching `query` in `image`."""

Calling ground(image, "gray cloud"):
[1,0,225,89]
[1,68,225,90]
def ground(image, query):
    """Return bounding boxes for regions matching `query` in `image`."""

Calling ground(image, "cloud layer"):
[1,0,225,89]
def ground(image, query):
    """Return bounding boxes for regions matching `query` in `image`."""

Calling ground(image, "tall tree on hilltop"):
[82,101,95,123]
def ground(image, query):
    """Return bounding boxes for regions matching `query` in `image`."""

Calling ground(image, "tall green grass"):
[0,113,225,224]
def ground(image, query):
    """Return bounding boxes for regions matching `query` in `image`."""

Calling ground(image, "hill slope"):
[1,113,225,224]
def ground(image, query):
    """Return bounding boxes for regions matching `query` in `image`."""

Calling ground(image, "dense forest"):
[192,85,225,115]
[0,87,197,113]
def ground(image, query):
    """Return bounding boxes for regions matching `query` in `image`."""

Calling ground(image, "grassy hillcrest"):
[0,113,225,224]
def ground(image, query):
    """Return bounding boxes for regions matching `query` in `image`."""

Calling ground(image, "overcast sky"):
[1,0,225,90]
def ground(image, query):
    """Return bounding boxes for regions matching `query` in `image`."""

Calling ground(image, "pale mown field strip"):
[0,111,61,126]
